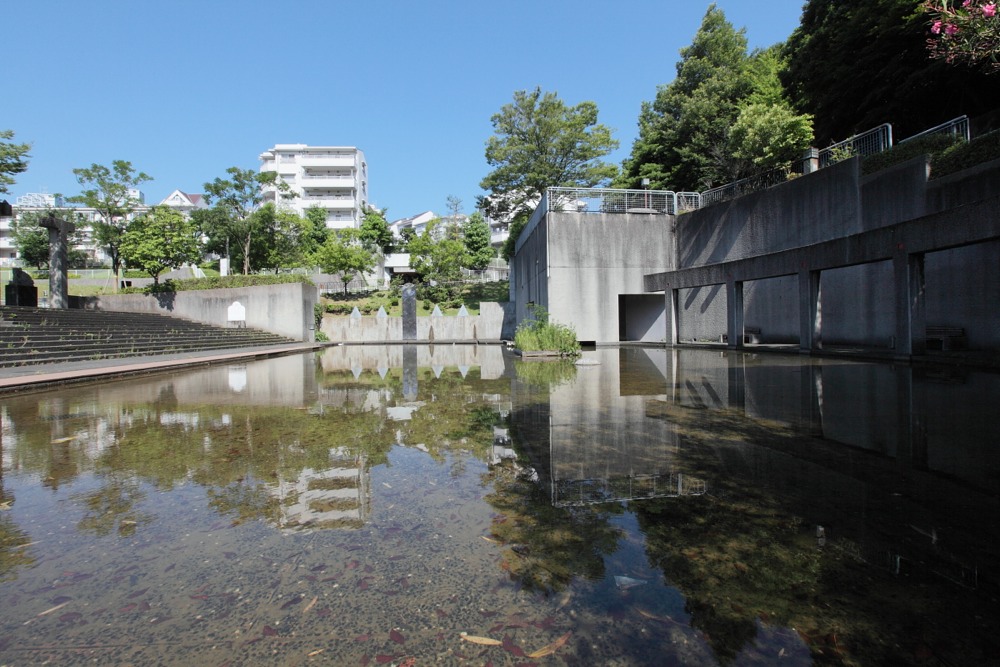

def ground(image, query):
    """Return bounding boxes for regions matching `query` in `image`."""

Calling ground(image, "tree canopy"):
[0,129,30,195]
[782,0,1000,145]
[120,206,201,284]
[480,87,618,223]
[618,6,811,192]
[69,160,152,275]
[313,229,376,295]
[11,210,88,269]
[202,167,290,275]
[359,207,394,254]
[462,212,495,270]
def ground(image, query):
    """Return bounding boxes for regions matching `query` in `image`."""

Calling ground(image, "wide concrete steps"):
[0,306,295,368]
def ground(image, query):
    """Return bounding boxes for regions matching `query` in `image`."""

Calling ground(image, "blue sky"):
[5,1,806,221]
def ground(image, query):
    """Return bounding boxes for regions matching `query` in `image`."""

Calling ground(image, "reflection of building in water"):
[553,472,705,507]
[510,348,697,507]
[272,447,370,532]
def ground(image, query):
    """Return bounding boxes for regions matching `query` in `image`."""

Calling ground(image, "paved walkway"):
[0,342,324,393]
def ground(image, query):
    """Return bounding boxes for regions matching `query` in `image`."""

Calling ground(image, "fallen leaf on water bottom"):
[527,631,572,658]
[459,632,502,646]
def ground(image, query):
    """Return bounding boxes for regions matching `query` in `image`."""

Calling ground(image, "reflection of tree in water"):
[73,477,154,538]
[483,460,623,595]
[513,359,578,388]
[0,513,35,582]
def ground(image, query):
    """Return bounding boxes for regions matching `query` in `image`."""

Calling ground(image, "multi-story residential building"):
[258,144,368,230]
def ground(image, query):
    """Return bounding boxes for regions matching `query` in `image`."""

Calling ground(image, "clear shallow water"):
[0,346,997,666]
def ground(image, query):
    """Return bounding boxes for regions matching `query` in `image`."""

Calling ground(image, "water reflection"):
[0,346,997,665]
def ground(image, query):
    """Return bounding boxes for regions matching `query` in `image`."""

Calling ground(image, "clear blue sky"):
[4,0,806,221]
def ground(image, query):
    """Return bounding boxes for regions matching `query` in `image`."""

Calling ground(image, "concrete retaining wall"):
[512,212,675,343]
[84,282,316,342]
[320,302,512,342]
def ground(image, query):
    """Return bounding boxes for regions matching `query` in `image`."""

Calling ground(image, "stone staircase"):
[0,306,297,368]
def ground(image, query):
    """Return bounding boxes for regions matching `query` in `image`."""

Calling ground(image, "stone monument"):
[39,213,76,309]
[5,268,37,307]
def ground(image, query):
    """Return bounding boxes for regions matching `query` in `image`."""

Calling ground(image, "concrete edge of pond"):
[0,343,324,394]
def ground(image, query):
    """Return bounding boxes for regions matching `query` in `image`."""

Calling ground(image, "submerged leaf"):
[460,632,502,646]
[526,631,572,658]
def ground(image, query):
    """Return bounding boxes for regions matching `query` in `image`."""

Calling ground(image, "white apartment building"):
[259,144,368,229]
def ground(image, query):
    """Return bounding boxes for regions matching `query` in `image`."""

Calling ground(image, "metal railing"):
[899,115,970,144]
[701,160,807,208]
[543,186,682,215]
[818,123,893,167]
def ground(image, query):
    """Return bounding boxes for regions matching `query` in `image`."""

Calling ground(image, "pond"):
[1,345,998,665]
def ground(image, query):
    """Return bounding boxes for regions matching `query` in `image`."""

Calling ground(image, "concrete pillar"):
[798,269,822,352]
[893,250,925,356]
[664,289,679,345]
[401,284,417,340]
[726,352,746,411]
[801,147,820,174]
[39,214,76,310]
[725,279,744,349]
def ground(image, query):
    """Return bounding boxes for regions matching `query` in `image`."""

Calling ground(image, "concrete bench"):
[926,326,966,351]
[720,326,762,344]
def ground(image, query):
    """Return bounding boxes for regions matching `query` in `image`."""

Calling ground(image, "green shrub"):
[514,304,580,355]
[862,132,959,176]
[931,130,1000,179]
[123,274,314,294]
[315,331,330,342]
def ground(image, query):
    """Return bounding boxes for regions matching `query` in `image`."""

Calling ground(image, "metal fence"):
[544,186,681,215]
[899,115,970,144]
[700,160,807,208]
[818,123,894,167]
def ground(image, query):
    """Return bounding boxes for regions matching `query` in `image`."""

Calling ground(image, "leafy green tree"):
[617,5,752,191]
[408,220,470,293]
[727,103,814,173]
[782,0,1000,145]
[304,206,330,249]
[0,129,30,195]
[10,214,50,269]
[202,167,291,275]
[359,207,394,254]
[12,210,89,269]
[69,160,152,275]
[462,212,495,270]
[313,228,376,295]
[120,206,201,285]
[189,206,231,259]
[253,203,312,272]
[480,87,618,224]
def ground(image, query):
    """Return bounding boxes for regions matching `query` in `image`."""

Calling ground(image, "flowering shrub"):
[924,0,1000,72]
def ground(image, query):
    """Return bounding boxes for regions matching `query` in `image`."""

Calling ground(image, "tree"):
[462,212,495,270]
[202,167,290,275]
[617,5,753,192]
[408,220,470,295]
[69,161,152,275]
[924,0,1000,73]
[11,212,53,269]
[12,210,90,269]
[358,206,394,254]
[313,229,376,295]
[304,206,330,250]
[119,206,201,285]
[782,0,1000,145]
[253,203,312,273]
[480,87,619,224]
[0,129,31,195]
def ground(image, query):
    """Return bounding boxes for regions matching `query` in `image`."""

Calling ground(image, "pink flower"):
[945,22,959,34]
[963,0,972,6]
[931,20,943,33]
[984,3,997,17]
